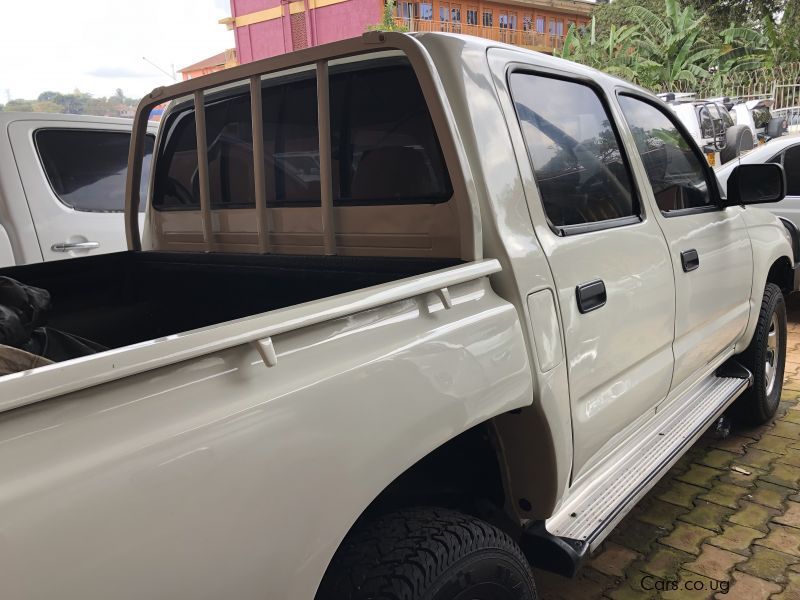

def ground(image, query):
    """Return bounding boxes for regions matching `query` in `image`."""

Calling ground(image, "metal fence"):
[687,62,800,106]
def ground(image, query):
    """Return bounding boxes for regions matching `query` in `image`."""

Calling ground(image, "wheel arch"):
[767,255,794,294]
[312,417,522,596]
[736,210,796,354]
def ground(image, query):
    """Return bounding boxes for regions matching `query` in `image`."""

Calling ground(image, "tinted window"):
[330,62,451,204]
[784,145,800,196]
[697,105,724,140]
[153,59,451,210]
[619,95,713,212]
[36,129,154,212]
[753,107,772,129]
[720,106,734,128]
[510,73,638,230]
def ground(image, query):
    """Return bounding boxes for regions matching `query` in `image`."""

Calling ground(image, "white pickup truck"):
[0,33,797,600]
[0,113,156,266]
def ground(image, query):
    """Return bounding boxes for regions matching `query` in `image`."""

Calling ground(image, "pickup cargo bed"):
[0,252,461,351]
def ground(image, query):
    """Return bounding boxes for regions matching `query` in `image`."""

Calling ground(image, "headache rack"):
[124,31,477,259]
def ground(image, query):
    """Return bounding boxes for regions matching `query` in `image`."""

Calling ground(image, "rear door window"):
[509,72,639,233]
[35,129,154,212]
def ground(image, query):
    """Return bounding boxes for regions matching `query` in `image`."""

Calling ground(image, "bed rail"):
[0,259,501,414]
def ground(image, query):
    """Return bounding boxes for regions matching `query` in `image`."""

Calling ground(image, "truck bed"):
[0,251,461,352]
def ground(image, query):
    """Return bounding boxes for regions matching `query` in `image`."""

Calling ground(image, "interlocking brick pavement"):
[536,296,800,599]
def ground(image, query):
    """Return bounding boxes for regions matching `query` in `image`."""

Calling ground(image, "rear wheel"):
[733,283,787,425]
[316,507,538,600]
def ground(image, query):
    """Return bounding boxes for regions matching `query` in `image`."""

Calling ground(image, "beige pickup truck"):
[0,32,796,600]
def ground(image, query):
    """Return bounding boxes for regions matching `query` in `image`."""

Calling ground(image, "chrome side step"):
[523,368,751,575]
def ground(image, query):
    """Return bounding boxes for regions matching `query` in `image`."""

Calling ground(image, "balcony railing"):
[393,17,565,51]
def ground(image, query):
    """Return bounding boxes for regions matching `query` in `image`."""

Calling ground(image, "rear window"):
[35,129,154,212]
[753,107,772,129]
[152,58,452,210]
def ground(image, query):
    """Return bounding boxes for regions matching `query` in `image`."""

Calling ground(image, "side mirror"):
[725,163,786,206]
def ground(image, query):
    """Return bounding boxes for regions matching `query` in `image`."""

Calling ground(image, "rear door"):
[617,93,753,390]
[508,71,676,478]
[8,120,153,261]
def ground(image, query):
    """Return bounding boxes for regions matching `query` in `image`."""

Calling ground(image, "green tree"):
[561,19,653,84]
[3,99,35,112]
[367,0,408,32]
[591,0,664,40]
[685,0,784,30]
[624,0,719,91]
[32,100,62,113]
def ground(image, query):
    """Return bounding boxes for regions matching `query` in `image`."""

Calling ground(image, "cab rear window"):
[152,58,452,210]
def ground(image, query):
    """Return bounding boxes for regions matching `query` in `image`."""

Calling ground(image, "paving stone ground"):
[536,295,800,599]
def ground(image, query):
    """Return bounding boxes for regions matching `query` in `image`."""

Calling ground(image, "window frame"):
[34,127,155,214]
[616,89,725,218]
[507,65,644,237]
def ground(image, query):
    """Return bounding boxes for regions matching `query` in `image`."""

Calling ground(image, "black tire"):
[732,282,787,425]
[721,125,754,164]
[316,507,538,600]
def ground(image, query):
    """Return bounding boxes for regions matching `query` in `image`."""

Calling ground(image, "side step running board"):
[522,367,751,576]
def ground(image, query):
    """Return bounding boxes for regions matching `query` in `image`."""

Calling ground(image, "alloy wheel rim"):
[765,312,780,396]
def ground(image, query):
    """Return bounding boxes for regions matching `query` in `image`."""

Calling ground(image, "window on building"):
[556,20,564,36]
[36,129,154,212]
[452,7,461,22]
[536,16,544,33]
[499,13,508,29]
[510,73,638,230]
[618,94,714,212]
[420,2,433,19]
[482,10,492,27]
[509,13,517,29]
[523,15,532,31]
[548,18,556,35]
[153,58,452,210]
[396,1,413,19]
[466,8,477,24]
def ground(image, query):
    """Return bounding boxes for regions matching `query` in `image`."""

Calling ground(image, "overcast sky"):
[0,0,235,101]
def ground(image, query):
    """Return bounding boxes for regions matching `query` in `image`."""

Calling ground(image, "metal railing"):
[394,17,564,50]
[124,31,477,258]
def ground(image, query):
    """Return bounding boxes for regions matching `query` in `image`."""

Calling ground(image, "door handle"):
[51,241,100,252]
[681,249,700,272]
[576,279,606,314]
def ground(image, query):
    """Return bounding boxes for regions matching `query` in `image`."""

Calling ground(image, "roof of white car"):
[0,112,139,128]
[715,134,800,180]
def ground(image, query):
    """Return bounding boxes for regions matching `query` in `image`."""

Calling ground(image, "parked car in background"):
[723,97,789,144]
[716,135,800,230]
[0,113,157,267]
[0,33,795,600]
[660,93,753,166]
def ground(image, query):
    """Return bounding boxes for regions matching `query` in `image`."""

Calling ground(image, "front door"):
[616,94,753,390]
[508,71,676,478]
[8,120,152,261]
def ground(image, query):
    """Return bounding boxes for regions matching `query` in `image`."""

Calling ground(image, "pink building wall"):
[230,0,383,63]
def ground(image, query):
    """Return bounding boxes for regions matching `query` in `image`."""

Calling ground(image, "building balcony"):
[393,18,565,51]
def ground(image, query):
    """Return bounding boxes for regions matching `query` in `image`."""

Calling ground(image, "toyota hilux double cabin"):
[0,32,797,600]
